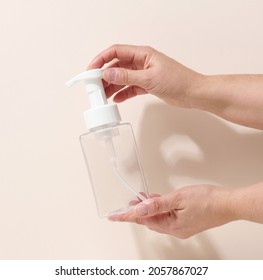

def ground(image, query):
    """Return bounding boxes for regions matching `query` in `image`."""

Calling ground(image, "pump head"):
[66,69,121,129]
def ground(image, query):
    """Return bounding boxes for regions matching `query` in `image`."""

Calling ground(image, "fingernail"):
[103,69,116,82]
[137,203,148,216]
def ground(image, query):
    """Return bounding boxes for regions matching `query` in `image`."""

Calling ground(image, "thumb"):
[135,193,181,217]
[103,67,145,86]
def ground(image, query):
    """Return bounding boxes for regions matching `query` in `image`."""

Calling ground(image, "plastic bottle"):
[66,69,149,218]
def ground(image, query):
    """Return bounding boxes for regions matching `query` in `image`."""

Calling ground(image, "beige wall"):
[0,0,263,259]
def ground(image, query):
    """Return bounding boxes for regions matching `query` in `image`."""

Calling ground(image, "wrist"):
[188,75,229,114]
[186,73,211,109]
[209,186,240,225]
[230,183,263,223]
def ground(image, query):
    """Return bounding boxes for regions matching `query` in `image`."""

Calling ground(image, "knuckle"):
[151,198,161,214]
[142,45,154,53]
[135,217,143,225]
[110,43,121,49]
[118,69,129,84]
[175,231,192,239]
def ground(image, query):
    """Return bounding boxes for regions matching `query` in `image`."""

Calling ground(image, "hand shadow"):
[131,102,263,259]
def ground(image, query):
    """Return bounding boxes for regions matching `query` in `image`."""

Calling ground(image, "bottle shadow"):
[132,102,263,259]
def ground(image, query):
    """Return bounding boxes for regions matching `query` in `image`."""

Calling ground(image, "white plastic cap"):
[66,69,121,129]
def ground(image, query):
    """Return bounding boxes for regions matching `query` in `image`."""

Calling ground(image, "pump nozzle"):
[66,69,121,129]
[65,69,102,87]
[66,69,108,108]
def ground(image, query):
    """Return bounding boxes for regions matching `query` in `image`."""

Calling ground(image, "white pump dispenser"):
[66,69,121,129]
[66,69,149,218]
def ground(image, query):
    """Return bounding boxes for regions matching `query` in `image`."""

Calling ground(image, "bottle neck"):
[88,121,121,133]
[84,103,121,130]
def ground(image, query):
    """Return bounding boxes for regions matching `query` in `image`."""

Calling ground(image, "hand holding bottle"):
[109,184,237,238]
[109,183,263,239]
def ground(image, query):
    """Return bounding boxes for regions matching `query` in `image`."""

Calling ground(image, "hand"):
[109,184,236,239]
[87,44,202,107]
[88,44,263,129]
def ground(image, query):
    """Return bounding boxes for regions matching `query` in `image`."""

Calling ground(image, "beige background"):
[0,0,263,259]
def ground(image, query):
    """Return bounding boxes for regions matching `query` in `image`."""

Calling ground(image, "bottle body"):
[80,122,149,218]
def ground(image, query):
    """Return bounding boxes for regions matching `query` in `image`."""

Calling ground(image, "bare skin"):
[88,44,263,238]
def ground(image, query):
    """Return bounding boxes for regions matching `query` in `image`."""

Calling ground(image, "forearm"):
[230,182,263,224]
[190,74,263,129]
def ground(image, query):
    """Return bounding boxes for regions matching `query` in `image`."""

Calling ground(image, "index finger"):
[87,44,148,69]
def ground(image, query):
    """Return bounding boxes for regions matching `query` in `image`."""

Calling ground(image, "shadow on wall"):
[132,102,263,259]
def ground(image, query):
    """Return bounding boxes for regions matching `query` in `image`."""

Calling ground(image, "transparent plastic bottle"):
[80,122,148,217]
[66,69,149,218]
